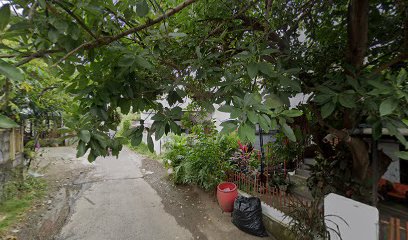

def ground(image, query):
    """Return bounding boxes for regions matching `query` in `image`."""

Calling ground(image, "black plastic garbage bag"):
[232,196,268,237]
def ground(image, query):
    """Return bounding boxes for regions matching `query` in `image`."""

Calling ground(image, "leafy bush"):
[266,131,304,169]
[164,125,239,191]
[286,197,329,240]
[116,112,140,137]
[163,134,188,168]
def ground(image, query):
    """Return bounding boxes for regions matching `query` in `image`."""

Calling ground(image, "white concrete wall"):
[289,93,312,108]
[380,142,400,183]
[212,104,230,131]
[325,193,379,240]
[238,190,292,226]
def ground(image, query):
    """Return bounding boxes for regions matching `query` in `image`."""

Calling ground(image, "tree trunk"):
[346,0,369,71]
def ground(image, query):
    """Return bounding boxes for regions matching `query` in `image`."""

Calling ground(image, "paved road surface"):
[57,148,193,240]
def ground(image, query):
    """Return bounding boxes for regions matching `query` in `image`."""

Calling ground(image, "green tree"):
[0,0,407,183]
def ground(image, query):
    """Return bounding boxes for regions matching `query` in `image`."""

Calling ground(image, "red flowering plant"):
[230,140,261,174]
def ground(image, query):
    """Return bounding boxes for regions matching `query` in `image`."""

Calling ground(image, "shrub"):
[164,124,239,191]
[163,134,188,168]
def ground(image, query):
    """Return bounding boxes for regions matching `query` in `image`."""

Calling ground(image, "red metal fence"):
[380,217,408,240]
[229,172,314,213]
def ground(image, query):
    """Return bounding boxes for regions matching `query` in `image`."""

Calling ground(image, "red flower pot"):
[217,182,238,212]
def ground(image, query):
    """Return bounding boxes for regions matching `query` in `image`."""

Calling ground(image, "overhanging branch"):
[14,49,64,67]
[52,0,98,39]
[53,0,198,66]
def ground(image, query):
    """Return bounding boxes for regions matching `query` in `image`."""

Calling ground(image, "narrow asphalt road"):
[57,148,193,240]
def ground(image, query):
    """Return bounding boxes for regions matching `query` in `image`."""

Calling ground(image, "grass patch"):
[128,142,162,161]
[0,176,47,234]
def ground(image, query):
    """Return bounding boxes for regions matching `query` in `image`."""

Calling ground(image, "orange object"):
[378,178,408,200]
[217,182,238,212]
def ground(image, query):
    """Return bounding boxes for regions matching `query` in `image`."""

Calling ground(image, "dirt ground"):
[141,156,275,240]
[3,147,275,240]
[4,146,93,240]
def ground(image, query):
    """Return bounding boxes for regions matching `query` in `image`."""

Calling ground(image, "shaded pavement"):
[56,147,275,240]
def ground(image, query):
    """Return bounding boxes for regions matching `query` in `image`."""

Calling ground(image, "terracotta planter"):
[217,182,238,212]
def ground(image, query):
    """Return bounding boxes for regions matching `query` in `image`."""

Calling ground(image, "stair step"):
[300,164,310,170]
[304,158,316,165]
[291,174,308,182]
[289,175,313,200]
[296,169,311,178]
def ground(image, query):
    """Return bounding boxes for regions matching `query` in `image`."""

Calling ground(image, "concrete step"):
[288,174,313,200]
[304,158,316,165]
[290,173,308,182]
[300,164,310,170]
[296,169,311,178]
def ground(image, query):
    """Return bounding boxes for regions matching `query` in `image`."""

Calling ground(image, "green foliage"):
[163,134,188,168]
[219,92,303,143]
[286,197,330,240]
[128,142,161,160]
[0,114,18,128]
[0,176,47,234]
[0,0,407,163]
[266,131,304,166]
[180,102,212,131]
[164,125,239,191]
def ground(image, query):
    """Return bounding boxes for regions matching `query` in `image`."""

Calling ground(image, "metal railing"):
[229,172,315,214]
[380,217,408,240]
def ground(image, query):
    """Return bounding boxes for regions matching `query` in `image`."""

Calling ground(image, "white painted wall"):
[325,193,379,240]
[238,190,292,226]
[380,142,400,183]
[289,93,312,108]
[140,93,311,154]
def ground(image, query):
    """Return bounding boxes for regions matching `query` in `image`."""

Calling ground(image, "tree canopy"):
[0,0,407,172]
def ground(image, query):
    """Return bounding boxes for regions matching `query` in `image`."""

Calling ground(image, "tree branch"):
[14,49,64,67]
[372,53,408,74]
[237,15,288,51]
[52,0,98,39]
[53,0,198,66]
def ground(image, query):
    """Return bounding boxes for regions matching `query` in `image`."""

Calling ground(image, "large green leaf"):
[321,102,336,119]
[0,59,24,81]
[147,133,154,152]
[169,121,181,134]
[76,141,87,158]
[238,123,255,143]
[0,114,18,128]
[136,0,149,17]
[282,109,303,118]
[314,94,332,104]
[131,134,143,146]
[280,77,301,92]
[79,130,91,143]
[134,56,153,69]
[0,4,10,31]
[48,29,59,43]
[339,95,356,108]
[118,54,135,67]
[264,94,283,108]
[155,122,166,139]
[258,114,270,132]
[281,122,296,142]
[220,121,237,134]
[218,105,236,113]
[397,151,408,160]
[247,110,258,124]
[257,62,274,77]
[379,98,398,116]
[247,62,258,79]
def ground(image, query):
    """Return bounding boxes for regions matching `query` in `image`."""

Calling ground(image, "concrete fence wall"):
[0,127,25,201]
